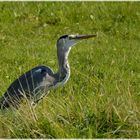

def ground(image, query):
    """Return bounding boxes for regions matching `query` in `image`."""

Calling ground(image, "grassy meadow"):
[0,2,140,138]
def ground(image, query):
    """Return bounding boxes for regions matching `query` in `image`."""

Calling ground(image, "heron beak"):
[75,34,97,40]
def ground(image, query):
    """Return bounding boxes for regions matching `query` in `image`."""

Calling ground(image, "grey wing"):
[0,65,55,109]
[30,66,56,104]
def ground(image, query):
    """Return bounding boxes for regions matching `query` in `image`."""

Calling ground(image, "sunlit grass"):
[0,2,140,138]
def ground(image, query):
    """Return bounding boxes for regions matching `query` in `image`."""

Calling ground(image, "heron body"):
[0,34,96,109]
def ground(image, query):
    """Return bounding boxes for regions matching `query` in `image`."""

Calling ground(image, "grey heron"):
[0,34,96,109]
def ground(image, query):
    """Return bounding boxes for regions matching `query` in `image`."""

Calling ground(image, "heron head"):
[57,34,97,51]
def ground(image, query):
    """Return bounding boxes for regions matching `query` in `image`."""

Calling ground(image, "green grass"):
[0,2,140,138]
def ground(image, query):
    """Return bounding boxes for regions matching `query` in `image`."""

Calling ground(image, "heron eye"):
[69,36,72,40]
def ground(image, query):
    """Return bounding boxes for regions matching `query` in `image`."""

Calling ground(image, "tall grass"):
[0,2,140,138]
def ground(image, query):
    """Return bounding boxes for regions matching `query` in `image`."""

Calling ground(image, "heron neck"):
[57,48,71,82]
